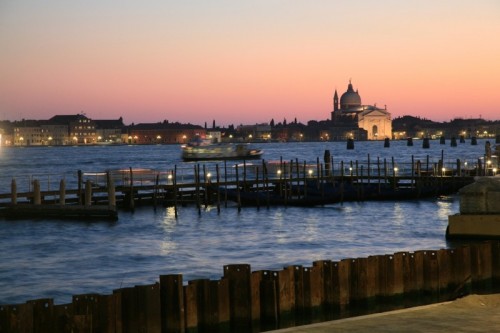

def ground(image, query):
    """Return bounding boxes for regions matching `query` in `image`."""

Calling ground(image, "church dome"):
[340,82,361,109]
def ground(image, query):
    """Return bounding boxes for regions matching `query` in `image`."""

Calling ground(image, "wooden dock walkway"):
[0,154,491,218]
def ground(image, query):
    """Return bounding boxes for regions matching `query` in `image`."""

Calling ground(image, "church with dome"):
[330,81,392,140]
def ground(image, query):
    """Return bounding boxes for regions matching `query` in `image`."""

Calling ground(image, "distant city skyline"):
[1,1,499,126]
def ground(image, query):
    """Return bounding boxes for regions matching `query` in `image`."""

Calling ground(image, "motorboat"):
[181,138,263,161]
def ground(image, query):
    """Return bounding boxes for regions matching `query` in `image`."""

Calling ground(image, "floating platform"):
[0,204,118,221]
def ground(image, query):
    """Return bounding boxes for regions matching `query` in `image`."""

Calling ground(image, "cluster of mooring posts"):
[0,149,496,219]
[0,240,498,332]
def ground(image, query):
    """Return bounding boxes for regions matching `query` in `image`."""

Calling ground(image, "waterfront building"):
[94,118,125,144]
[54,114,97,145]
[237,124,272,142]
[331,81,392,140]
[126,122,205,144]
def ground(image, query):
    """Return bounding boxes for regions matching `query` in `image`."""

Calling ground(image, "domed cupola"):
[340,81,361,109]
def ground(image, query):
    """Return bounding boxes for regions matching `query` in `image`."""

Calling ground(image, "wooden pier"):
[0,153,489,218]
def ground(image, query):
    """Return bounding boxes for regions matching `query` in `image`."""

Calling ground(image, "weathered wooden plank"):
[277,266,297,329]
[223,264,252,333]
[366,256,379,299]
[27,298,55,333]
[184,282,198,333]
[135,283,161,333]
[209,279,230,333]
[392,252,406,296]
[160,274,185,333]
[338,259,351,305]
[0,302,34,333]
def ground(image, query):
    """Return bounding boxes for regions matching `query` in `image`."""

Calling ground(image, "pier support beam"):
[85,180,92,207]
[59,179,66,205]
[33,179,41,205]
[11,178,17,205]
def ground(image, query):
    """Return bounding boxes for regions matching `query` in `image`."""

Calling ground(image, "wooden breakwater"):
[0,241,499,333]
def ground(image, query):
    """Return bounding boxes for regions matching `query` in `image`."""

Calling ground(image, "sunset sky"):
[1,1,499,126]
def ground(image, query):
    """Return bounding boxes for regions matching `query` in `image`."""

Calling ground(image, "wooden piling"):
[277,266,298,329]
[338,259,351,307]
[11,178,17,205]
[183,282,198,333]
[72,293,116,333]
[252,271,278,332]
[235,164,241,212]
[135,284,161,332]
[216,164,221,214]
[186,279,211,332]
[209,279,230,333]
[195,164,201,215]
[423,138,430,149]
[85,179,92,207]
[160,274,185,333]
[28,298,55,332]
[173,166,178,218]
[78,170,83,205]
[324,150,331,177]
[107,172,116,209]
[59,179,66,205]
[33,179,41,205]
[128,167,135,211]
[223,264,252,332]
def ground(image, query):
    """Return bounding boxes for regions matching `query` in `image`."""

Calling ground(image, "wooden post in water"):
[355,160,360,199]
[153,173,159,211]
[256,166,260,209]
[195,164,201,215]
[11,179,17,205]
[324,150,331,177]
[59,179,66,205]
[392,157,396,190]
[340,161,344,204]
[302,161,307,198]
[107,172,116,209]
[383,158,388,185]
[295,158,300,198]
[224,161,228,208]
[235,164,241,212]
[33,179,41,205]
[367,154,371,185]
[263,160,270,209]
[203,165,208,209]
[316,157,320,190]
[77,170,83,205]
[411,155,415,188]
[377,157,381,193]
[85,180,92,207]
[129,167,135,211]
[173,166,178,218]
[216,164,221,214]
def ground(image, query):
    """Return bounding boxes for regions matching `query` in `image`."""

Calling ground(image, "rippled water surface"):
[0,139,492,304]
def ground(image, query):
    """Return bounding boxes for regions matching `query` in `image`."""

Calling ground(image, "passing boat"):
[181,138,263,161]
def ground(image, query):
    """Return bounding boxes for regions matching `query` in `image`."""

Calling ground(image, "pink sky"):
[1,1,499,126]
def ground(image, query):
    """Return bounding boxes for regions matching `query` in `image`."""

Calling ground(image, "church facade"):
[331,81,392,140]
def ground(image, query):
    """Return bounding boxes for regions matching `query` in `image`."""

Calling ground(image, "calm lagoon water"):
[0,139,492,304]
